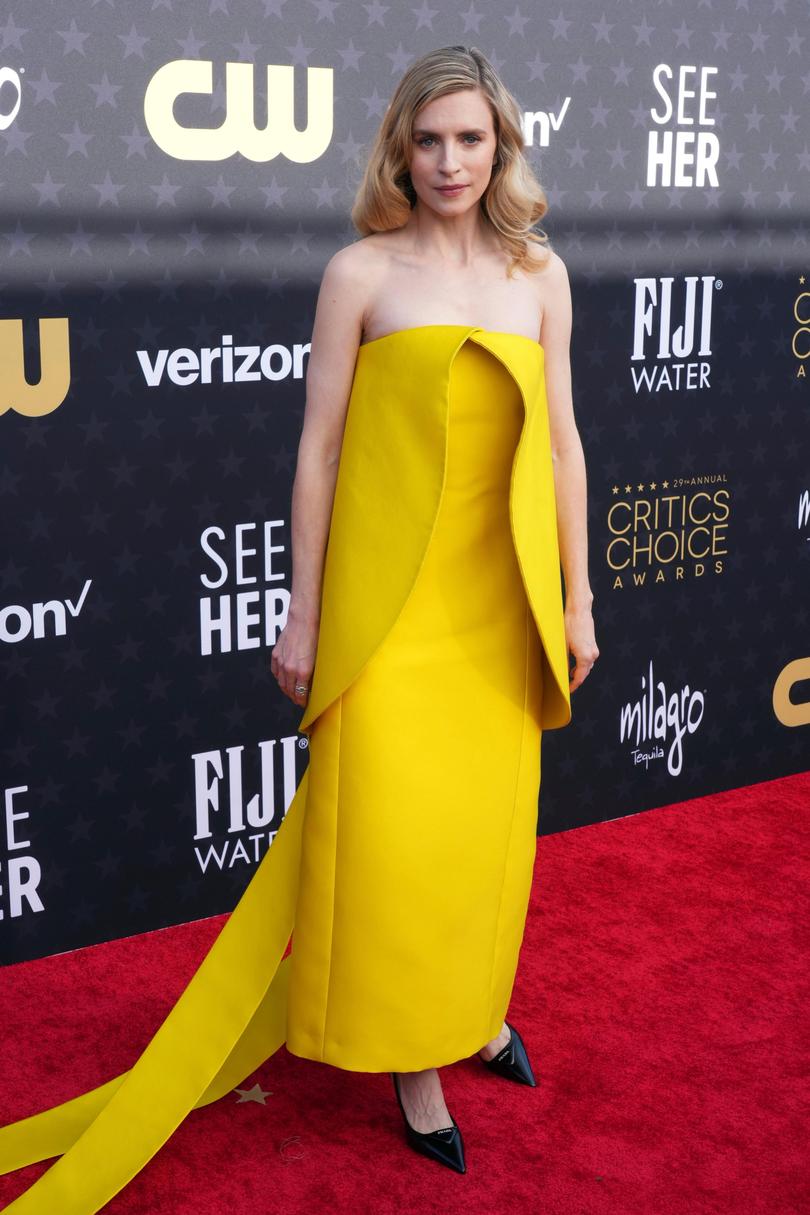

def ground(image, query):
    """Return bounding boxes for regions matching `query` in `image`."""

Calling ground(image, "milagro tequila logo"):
[798,488,809,536]
[619,660,705,776]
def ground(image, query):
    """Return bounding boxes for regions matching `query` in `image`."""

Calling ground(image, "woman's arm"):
[539,250,599,693]
[271,244,368,706]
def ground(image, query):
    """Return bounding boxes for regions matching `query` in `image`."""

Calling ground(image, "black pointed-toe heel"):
[391,1072,467,1174]
[479,1021,537,1087]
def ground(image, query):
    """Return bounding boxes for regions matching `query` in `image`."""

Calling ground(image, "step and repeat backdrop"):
[1,2,807,964]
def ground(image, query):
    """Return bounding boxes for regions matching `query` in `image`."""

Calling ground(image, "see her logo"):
[647,63,720,188]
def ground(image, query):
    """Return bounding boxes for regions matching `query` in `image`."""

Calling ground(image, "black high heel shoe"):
[391,1072,467,1174]
[478,1020,537,1087]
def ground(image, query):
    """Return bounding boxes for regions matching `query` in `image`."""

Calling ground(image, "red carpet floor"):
[1,772,806,1215]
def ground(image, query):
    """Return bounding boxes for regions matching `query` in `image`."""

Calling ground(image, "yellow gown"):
[0,325,571,1212]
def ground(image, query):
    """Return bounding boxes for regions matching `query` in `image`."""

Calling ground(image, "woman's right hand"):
[270,613,319,708]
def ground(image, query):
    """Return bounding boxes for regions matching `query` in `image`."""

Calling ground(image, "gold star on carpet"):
[234,1083,272,1104]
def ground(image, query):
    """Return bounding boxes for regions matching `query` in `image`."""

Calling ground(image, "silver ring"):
[294,684,308,694]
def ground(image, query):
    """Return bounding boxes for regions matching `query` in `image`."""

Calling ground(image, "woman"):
[0,44,597,1209]
[271,44,597,1173]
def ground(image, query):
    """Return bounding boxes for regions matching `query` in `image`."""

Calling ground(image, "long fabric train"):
[0,769,308,1212]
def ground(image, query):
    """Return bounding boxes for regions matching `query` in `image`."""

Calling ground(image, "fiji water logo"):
[190,734,306,873]
[619,659,705,776]
[630,275,720,393]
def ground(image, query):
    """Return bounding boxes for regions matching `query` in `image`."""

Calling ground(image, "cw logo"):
[0,319,71,418]
[144,59,333,162]
[772,657,810,728]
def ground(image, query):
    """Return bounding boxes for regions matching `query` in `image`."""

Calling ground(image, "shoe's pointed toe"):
[481,1021,537,1087]
[417,1117,466,1173]
[391,1073,467,1174]
[432,1121,467,1173]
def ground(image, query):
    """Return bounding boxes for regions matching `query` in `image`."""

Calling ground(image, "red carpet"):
[1,773,806,1215]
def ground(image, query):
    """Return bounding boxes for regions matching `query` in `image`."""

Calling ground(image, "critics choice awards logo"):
[605,474,730,590]
[792,274,809,377]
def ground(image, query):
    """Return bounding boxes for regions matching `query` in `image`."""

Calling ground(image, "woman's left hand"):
[565,602,599,693]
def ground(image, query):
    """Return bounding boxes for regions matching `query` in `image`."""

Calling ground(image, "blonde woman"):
[271,43,597,1172]
[0,45,597,1207]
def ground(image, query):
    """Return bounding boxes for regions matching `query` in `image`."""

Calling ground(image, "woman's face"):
[407,87,498,215]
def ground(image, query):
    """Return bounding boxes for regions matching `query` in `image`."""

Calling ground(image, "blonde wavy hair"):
[351,44,551,277]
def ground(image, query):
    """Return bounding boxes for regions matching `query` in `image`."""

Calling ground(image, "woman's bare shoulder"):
[545,246,569,280]
[539,248,572,310]
[320,235,401,333]
[322,238,369,283]
[311,237,397,357]
[316,241,371,318]
[521,242,567,281]
[523,245,570,314]
[326,231,400,279]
